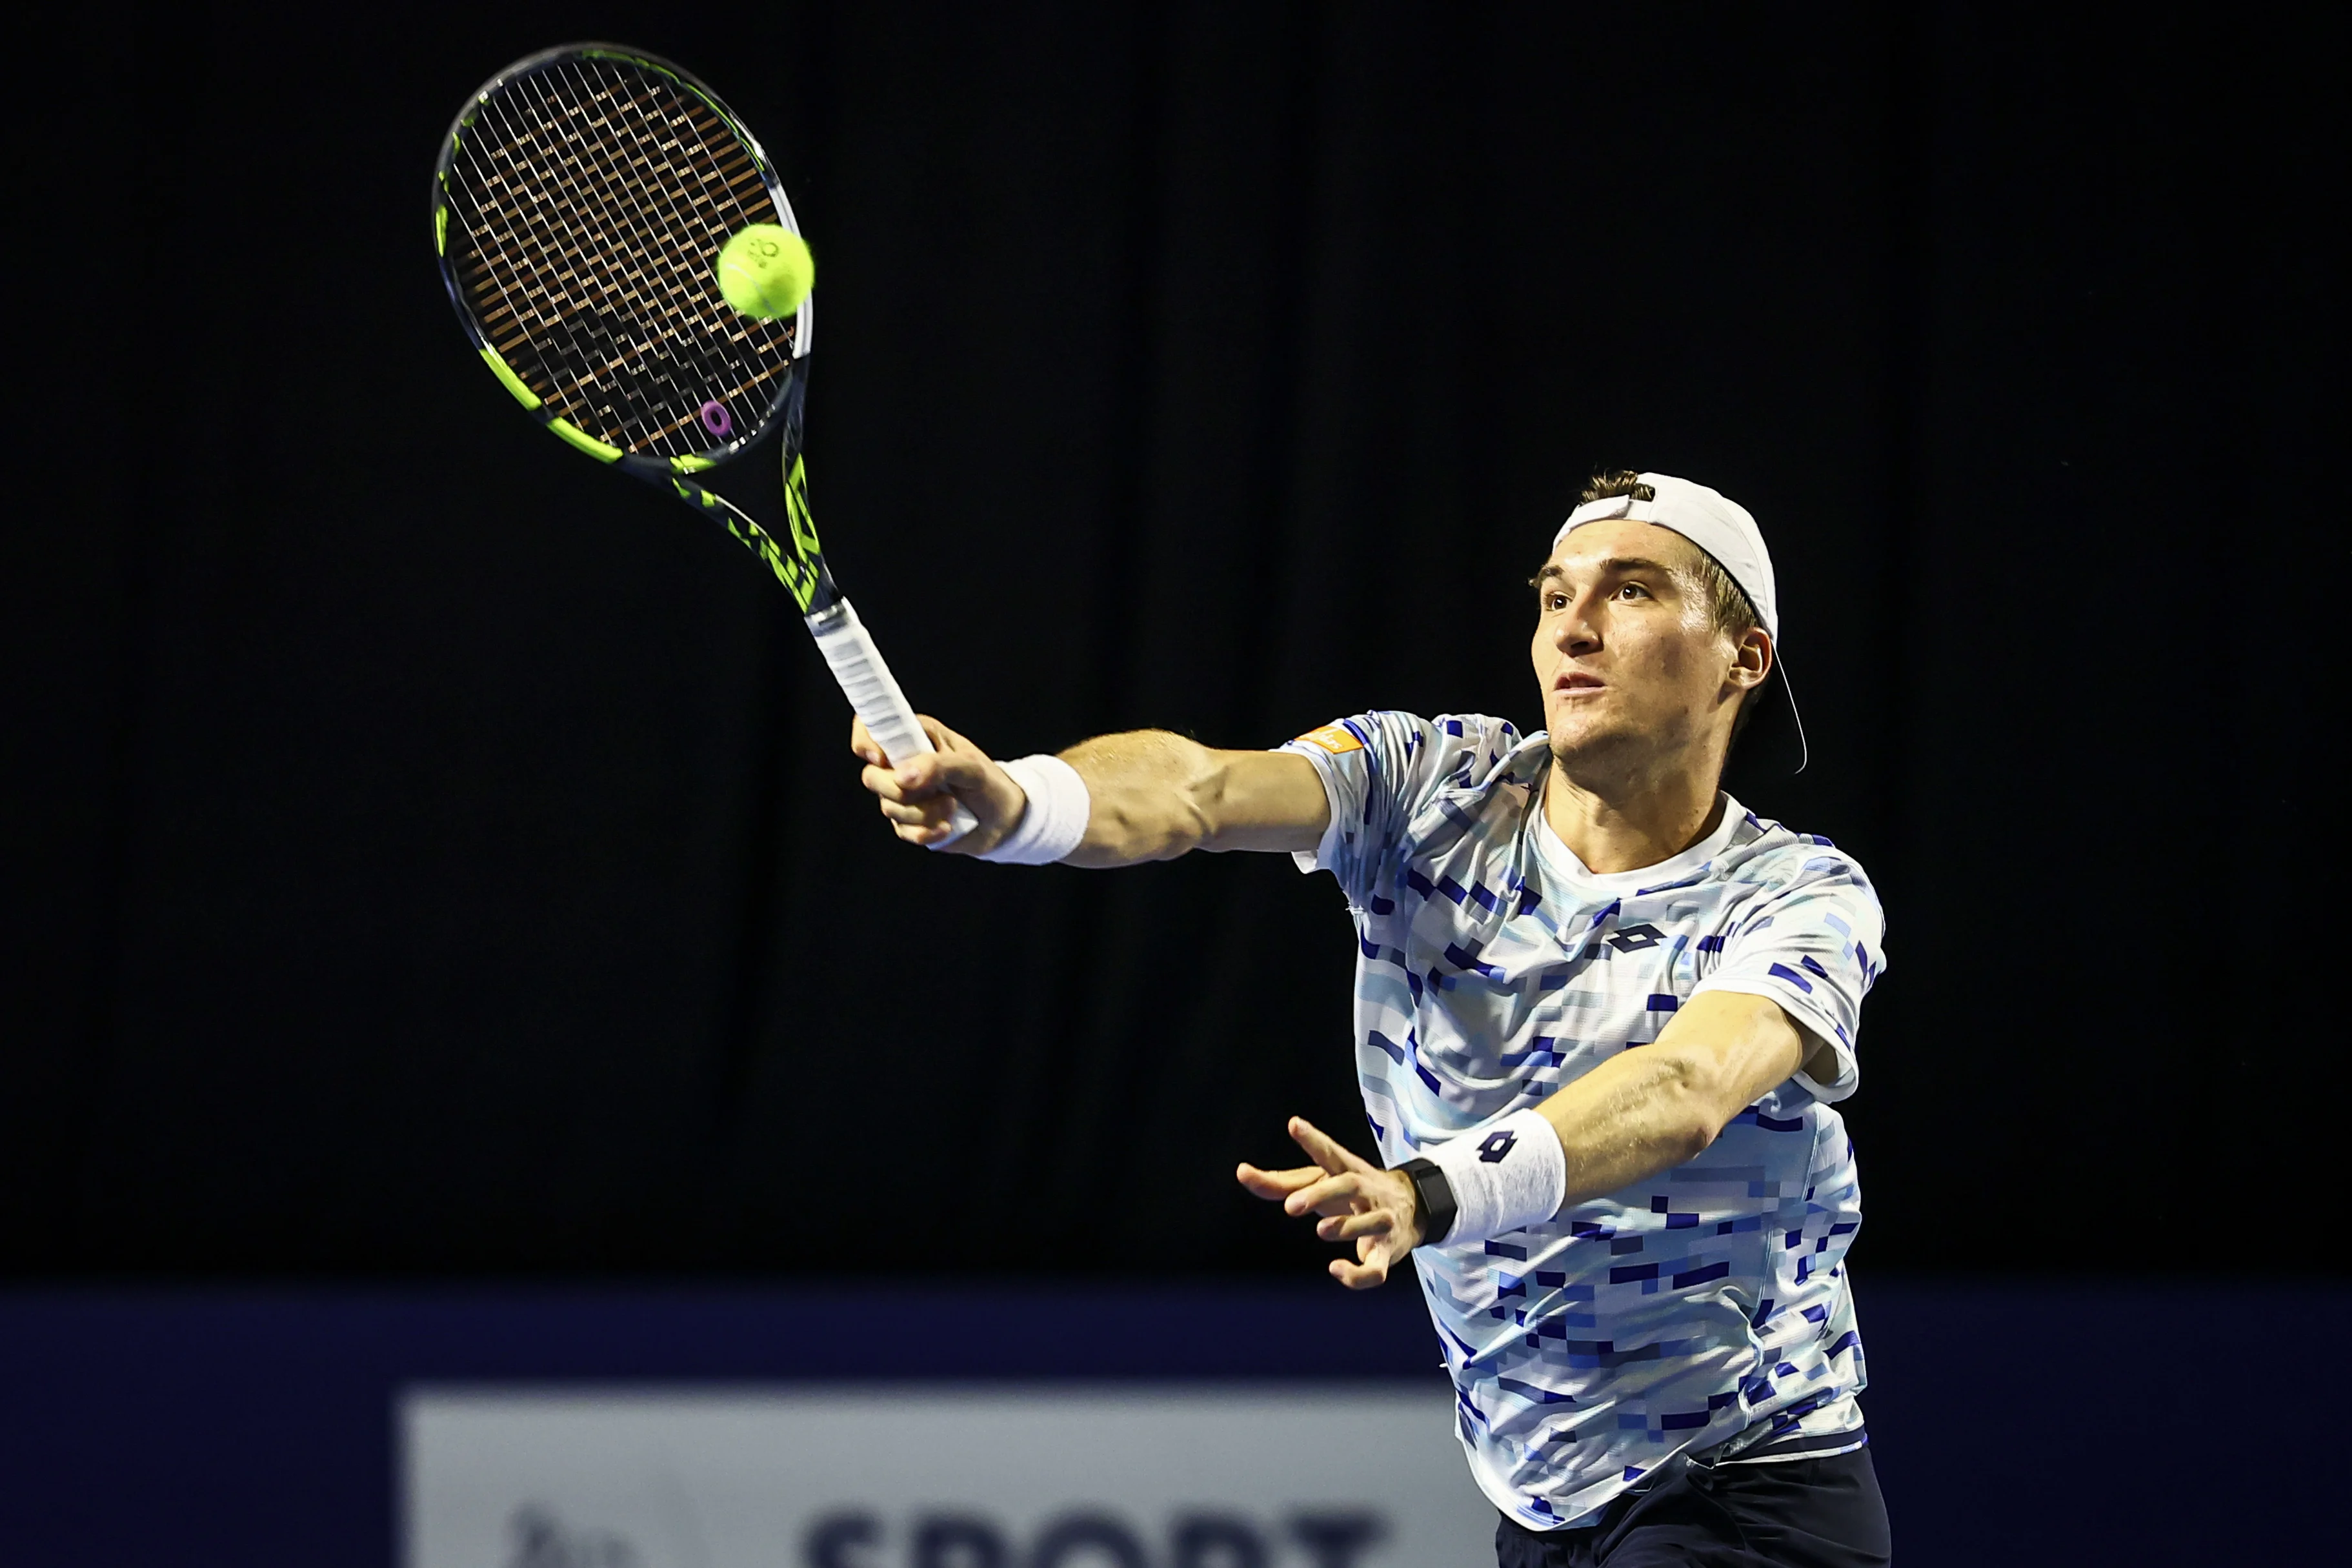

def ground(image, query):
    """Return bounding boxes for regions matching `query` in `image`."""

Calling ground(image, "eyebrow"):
[1533,556,1683,588]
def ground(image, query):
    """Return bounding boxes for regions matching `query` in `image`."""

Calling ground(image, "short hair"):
[1577,470,1758,641]
[1576,469,1770,747]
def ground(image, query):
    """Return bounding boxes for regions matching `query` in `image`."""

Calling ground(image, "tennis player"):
[854,471,1890,1567]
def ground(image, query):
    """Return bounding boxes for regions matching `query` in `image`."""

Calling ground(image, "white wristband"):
[1429,1109,1568,1243]
[978,754,1091,865]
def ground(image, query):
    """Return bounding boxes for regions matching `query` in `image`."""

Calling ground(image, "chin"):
[1544,722,1615,765]
[1545,707,1649,761]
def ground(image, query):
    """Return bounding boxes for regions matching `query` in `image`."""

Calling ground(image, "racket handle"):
[805,598,978,847]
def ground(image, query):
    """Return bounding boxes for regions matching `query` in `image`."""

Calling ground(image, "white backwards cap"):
[1551,472,1806,770]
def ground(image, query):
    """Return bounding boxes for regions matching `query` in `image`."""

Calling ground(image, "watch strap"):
[1396,1156,1457,1247]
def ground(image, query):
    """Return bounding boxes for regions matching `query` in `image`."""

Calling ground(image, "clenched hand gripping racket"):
[432,43,974,841]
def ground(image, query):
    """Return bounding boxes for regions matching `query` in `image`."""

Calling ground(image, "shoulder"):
[1422,713,1534,786]
[1285,710,1531,782]
[1277,712,1544,895]
[1720,810,1873,886]
[1714,810,1884,928]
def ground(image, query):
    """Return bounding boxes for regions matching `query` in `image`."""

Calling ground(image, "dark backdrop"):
[5,3,2332,1280]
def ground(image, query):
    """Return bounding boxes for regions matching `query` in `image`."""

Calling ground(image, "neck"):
[1542,752,1725,875]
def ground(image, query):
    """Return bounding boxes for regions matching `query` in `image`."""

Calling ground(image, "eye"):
[1617,582,1651,601]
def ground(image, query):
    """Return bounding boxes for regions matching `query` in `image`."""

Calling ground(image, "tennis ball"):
[716,224,814,319]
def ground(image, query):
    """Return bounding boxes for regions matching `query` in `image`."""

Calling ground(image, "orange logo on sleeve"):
[1294,723,1364,755]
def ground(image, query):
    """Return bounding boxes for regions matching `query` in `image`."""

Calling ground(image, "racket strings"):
[476,62,773,407]
[470,63,778,439]
[519,68,800,449]
[447,55,795,459]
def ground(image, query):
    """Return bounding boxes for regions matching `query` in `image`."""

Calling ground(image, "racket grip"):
[805,598,978,846]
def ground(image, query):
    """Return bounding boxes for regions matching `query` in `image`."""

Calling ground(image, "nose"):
[1553,591,1602,656]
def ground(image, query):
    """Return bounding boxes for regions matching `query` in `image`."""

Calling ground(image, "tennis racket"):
[432,42,974,842]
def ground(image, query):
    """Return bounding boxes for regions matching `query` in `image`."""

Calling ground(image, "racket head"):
[432,44,812,477]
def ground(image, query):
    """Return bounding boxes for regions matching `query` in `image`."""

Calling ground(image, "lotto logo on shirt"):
[1292,724,1365,755]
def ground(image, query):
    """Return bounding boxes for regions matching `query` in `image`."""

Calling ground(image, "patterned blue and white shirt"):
[1281,711,1886,1530]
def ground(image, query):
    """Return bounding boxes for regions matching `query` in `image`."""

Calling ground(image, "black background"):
[5,3,2334,1281]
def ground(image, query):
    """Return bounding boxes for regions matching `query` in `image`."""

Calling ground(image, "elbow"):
[1660,1055,1734,1160]
[1132,811,1212,862]
[1074,799,1205,865]
[1130,759,1214,860]
[1164,742,1226,855]
[1659,1097,1718,1165]
[1076,733,1216,863]
[1676,1108,1724,1163]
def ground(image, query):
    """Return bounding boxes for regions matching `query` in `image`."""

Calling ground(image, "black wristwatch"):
[1395,1157,1456,1246]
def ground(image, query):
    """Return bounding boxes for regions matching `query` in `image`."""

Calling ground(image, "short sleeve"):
[1278,712,1523,911]
[1689,849,1888,1103]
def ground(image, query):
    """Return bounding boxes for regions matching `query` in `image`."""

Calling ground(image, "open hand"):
[852,715,1028,852]
[1237,1116,1422,1289]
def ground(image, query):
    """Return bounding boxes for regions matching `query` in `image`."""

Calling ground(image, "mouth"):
[1553,672,1605,696]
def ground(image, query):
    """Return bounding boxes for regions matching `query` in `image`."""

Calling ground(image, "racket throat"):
[656,459,840,614]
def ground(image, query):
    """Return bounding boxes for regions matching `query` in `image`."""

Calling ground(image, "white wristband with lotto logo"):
[1426,1109,1569,1243]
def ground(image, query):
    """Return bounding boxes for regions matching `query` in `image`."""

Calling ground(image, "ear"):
[1725,627,1773,694]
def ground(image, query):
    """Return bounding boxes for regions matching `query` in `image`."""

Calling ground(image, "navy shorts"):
[1494,1445,1891,1567]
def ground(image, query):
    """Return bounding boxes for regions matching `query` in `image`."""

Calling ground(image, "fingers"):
[862,762,916,804]
[1280,1171,1375,1218]
[1235,1161,1324,1200]
[850,714,1038,856]
[883,749,956,797]
[1316,1209,1395,1243]
[867,776,959,823]
[858,735,986,819]
[1282,1168,1417,1228]
[1329,1249,1396,1290]
[867,771,969,835]
[1249,1161,1387,1220]
[1331,1229,1416,1290]
[1287,1116,1372,1177]
[918,714,969,755]
[888,812,967,848]
[895,717,985,788]
[850,716,980,792]
[1245,1118,1416,1291]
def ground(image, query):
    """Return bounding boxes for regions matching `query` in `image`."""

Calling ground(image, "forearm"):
[1531,1049,1722,1209]
[1531,993,1808,1209]
[1056,730,1327,867]
[1058,730,1220,866]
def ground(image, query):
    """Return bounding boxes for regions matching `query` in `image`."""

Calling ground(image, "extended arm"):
[1241,991,1836,1288]
[853,718,1329,862]
[1523,990,1829,1205]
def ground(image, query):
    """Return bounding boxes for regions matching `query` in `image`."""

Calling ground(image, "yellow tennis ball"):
[716,224,814,319]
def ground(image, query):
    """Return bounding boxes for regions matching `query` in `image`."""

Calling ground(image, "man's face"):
[1529,519,1762,778]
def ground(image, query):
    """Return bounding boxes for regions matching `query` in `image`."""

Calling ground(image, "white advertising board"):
[403,1385,1494,1568]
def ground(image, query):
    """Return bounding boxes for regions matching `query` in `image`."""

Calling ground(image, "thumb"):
[889,749,947,794]
[895,717,995,795]
[892,739,980,797]
[918,714,970,754]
